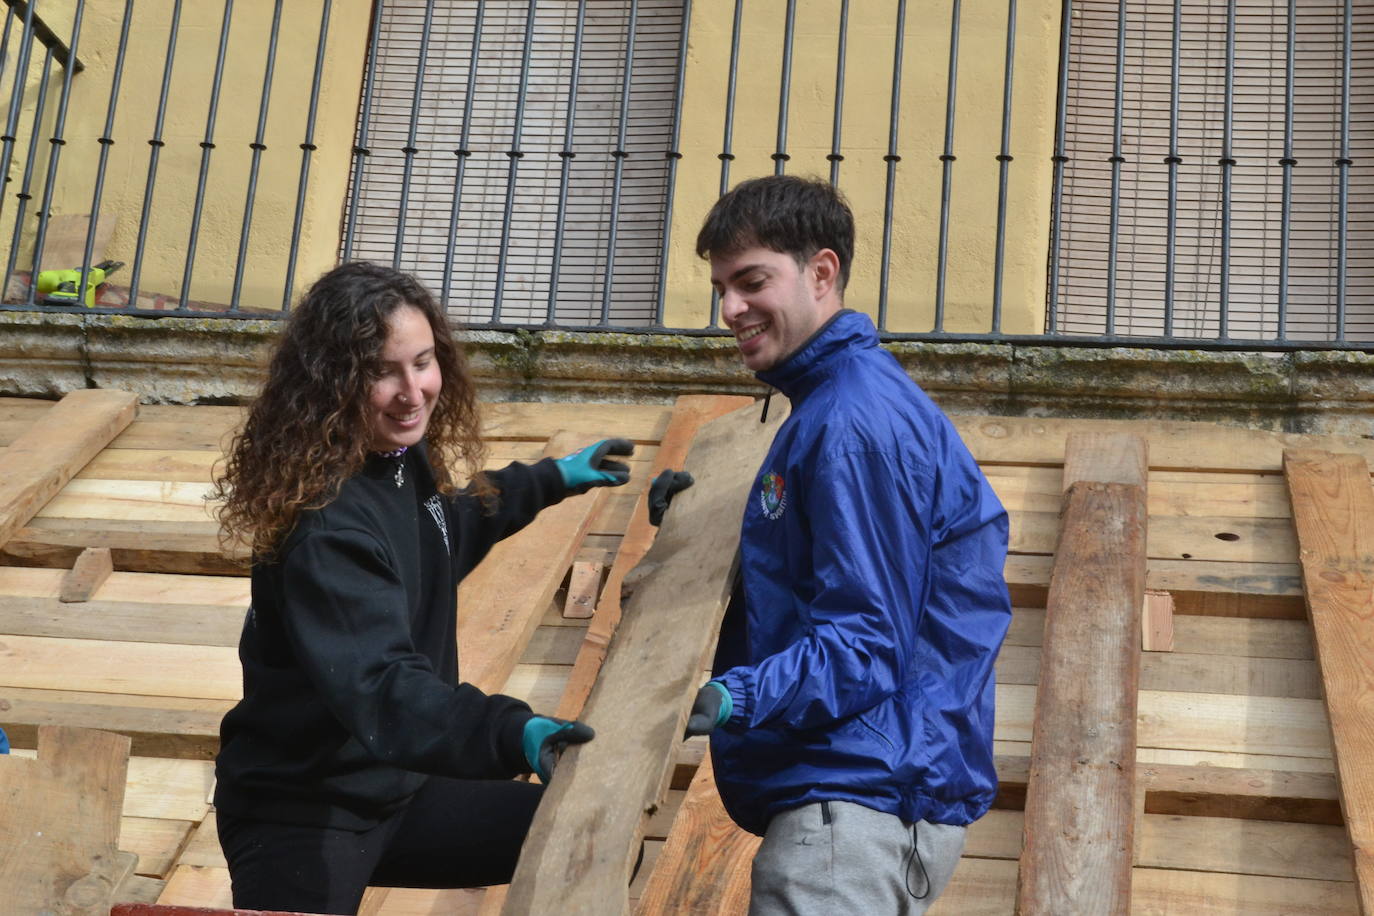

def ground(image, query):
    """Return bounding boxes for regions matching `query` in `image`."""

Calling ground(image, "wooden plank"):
[0,634,240,700]
[554,395,753,721]
[0,389,138,548]
[0,726,138,912]
[60,546,115,602]
[0,687,228,758]
[1142,589,1175,652]
[118,817,193,879]
[0,566,249,605]
[479,402,671,444]
[1011,510,1298,565]
[0,595,246,647]
[1006,608,1316,661]
[562,559,603,619]
[634,755,757,916]
[2,517,247,575]
[503,397,788,915]
[986,465,1294,520]
[937,858,1360,915]
[457,431,608,694]
[1283,448,1374,913]
[1019,433,1147,915]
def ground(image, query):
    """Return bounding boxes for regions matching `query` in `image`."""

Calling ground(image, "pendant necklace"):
[377,446,408,488]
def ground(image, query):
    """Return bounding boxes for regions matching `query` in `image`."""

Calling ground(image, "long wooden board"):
[0,390,138,548]
[502,398,788,915]
[1018,434,1147,914]
[1283,448,1374,914]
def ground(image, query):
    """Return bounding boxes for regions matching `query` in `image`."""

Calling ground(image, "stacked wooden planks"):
[3,396,1373,912]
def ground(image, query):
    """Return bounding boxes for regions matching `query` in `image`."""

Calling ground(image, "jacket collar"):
[755,309,877,400]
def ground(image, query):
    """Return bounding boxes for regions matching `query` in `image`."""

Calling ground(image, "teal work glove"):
[0,726,8,754]
[684,681,733,738]
[522,715,595,783]
[556,438,634,494]
[647,469,694,527]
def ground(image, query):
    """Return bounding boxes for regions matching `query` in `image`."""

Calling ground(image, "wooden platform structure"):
[1,392,1372,914]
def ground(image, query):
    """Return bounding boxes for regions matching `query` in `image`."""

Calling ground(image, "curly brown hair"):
[214,261,488,559]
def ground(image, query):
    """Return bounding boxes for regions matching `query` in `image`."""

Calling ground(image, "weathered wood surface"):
[1284,448,1374,914]
[457,431,607,694]
[1018,434,1148,915]
[503,398,788,915]
[59,546,114,603]
[1141,589,1175,652]
[554,395,753,720]
[0,726,138,913]
[0,389,138,549]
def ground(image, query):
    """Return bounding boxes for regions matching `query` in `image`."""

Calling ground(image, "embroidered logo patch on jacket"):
[423,494,450,555]
[759,471,787,520]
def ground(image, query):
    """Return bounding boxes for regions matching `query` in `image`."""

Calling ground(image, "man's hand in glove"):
[647,469,694,527]
[556,438,634,494]
[522,715,595,783]
[684,681,733,738]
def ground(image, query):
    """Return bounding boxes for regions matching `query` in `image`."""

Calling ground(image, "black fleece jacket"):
[214,443,567,830]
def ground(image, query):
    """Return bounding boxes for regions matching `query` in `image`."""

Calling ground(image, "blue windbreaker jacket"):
[710,309,1011,836]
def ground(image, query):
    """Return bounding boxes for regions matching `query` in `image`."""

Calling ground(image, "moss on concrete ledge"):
[3,311,1374,433]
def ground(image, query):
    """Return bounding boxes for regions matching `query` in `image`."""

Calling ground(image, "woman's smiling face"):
[368,304,441,452]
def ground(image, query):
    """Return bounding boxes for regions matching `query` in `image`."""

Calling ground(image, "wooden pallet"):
[1,395,1371,912]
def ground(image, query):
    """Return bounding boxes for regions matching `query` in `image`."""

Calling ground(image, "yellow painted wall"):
[664,0,1061,335]
[0,0,370,310]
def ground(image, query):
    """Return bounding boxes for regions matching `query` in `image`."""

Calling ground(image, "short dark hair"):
[695,175,854,292]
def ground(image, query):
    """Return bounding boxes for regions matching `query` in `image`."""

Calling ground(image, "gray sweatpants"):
[749,801,966,916]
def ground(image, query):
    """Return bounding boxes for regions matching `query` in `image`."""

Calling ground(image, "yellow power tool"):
[35,259,124,306]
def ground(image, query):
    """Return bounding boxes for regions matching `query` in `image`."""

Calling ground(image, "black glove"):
[522,715,595,782]
[684,681,733,738]
[648,469,694,526]
[555,438,635,495]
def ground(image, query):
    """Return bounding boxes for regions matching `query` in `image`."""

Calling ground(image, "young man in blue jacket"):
[686,175,1011,914]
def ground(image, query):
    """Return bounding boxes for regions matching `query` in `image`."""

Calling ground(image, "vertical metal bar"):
[27,0,87,307]
[879,0,907,331]
[283,0,333,312]
[492,0,538,324]
[128,0,182,309]
[393,0,436,271]
[1335,0,1351,341]
[441,0,484,306]
[653,0,692,327]
[828,0,849,187]
[1105,0,1125,335]
[933,0,960,333]
[544,0,586,325]
[0,11,16,99]
[1277,0,1295,340]
[178,0,235,312]
[230,0,283,312]
[1218,0,1235,339]
[1164,0,1181,337]
[76,0,134,311]
[709,0,745,327]
[1046,0,1072,334]
[3,45,51,302]
[599,0,637,325]
[0,0,38,231]
[991,0,1017,334]
[772,0,796,176]
[343,0,386,262]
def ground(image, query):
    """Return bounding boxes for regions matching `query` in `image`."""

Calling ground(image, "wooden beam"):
[1142,589,1175,652]
[59,546,114,603]
[1283,448,1374,914]
[1017,433,1147,915]
[457,431,608,694]
[0,726,138,912]
[0,389,138,549]
[554,395,753,720]
[562,559,603,620]
[635,755,757,916]
[503,397,786,915]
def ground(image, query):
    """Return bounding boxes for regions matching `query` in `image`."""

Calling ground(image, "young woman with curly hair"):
[211,261,645,913]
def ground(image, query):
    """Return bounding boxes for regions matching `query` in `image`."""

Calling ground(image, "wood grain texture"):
[562,559,604,619]
[1283,448,1374,914]
[0,389,138,549]
[1142,589,1175,652]
[457,431,607,694]
[60,547,115,603]
[554,395,753,721]
[0,726,138,913]
[1018,435,1148,915]
[635,755,758,916]
[503,398,787,915]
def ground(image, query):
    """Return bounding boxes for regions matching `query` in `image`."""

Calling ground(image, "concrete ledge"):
[2,310,1373,435]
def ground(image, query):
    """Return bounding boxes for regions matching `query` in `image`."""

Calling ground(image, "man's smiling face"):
[710,246,841,372]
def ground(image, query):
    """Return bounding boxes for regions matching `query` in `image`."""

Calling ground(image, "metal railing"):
[0,0,1367,352]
